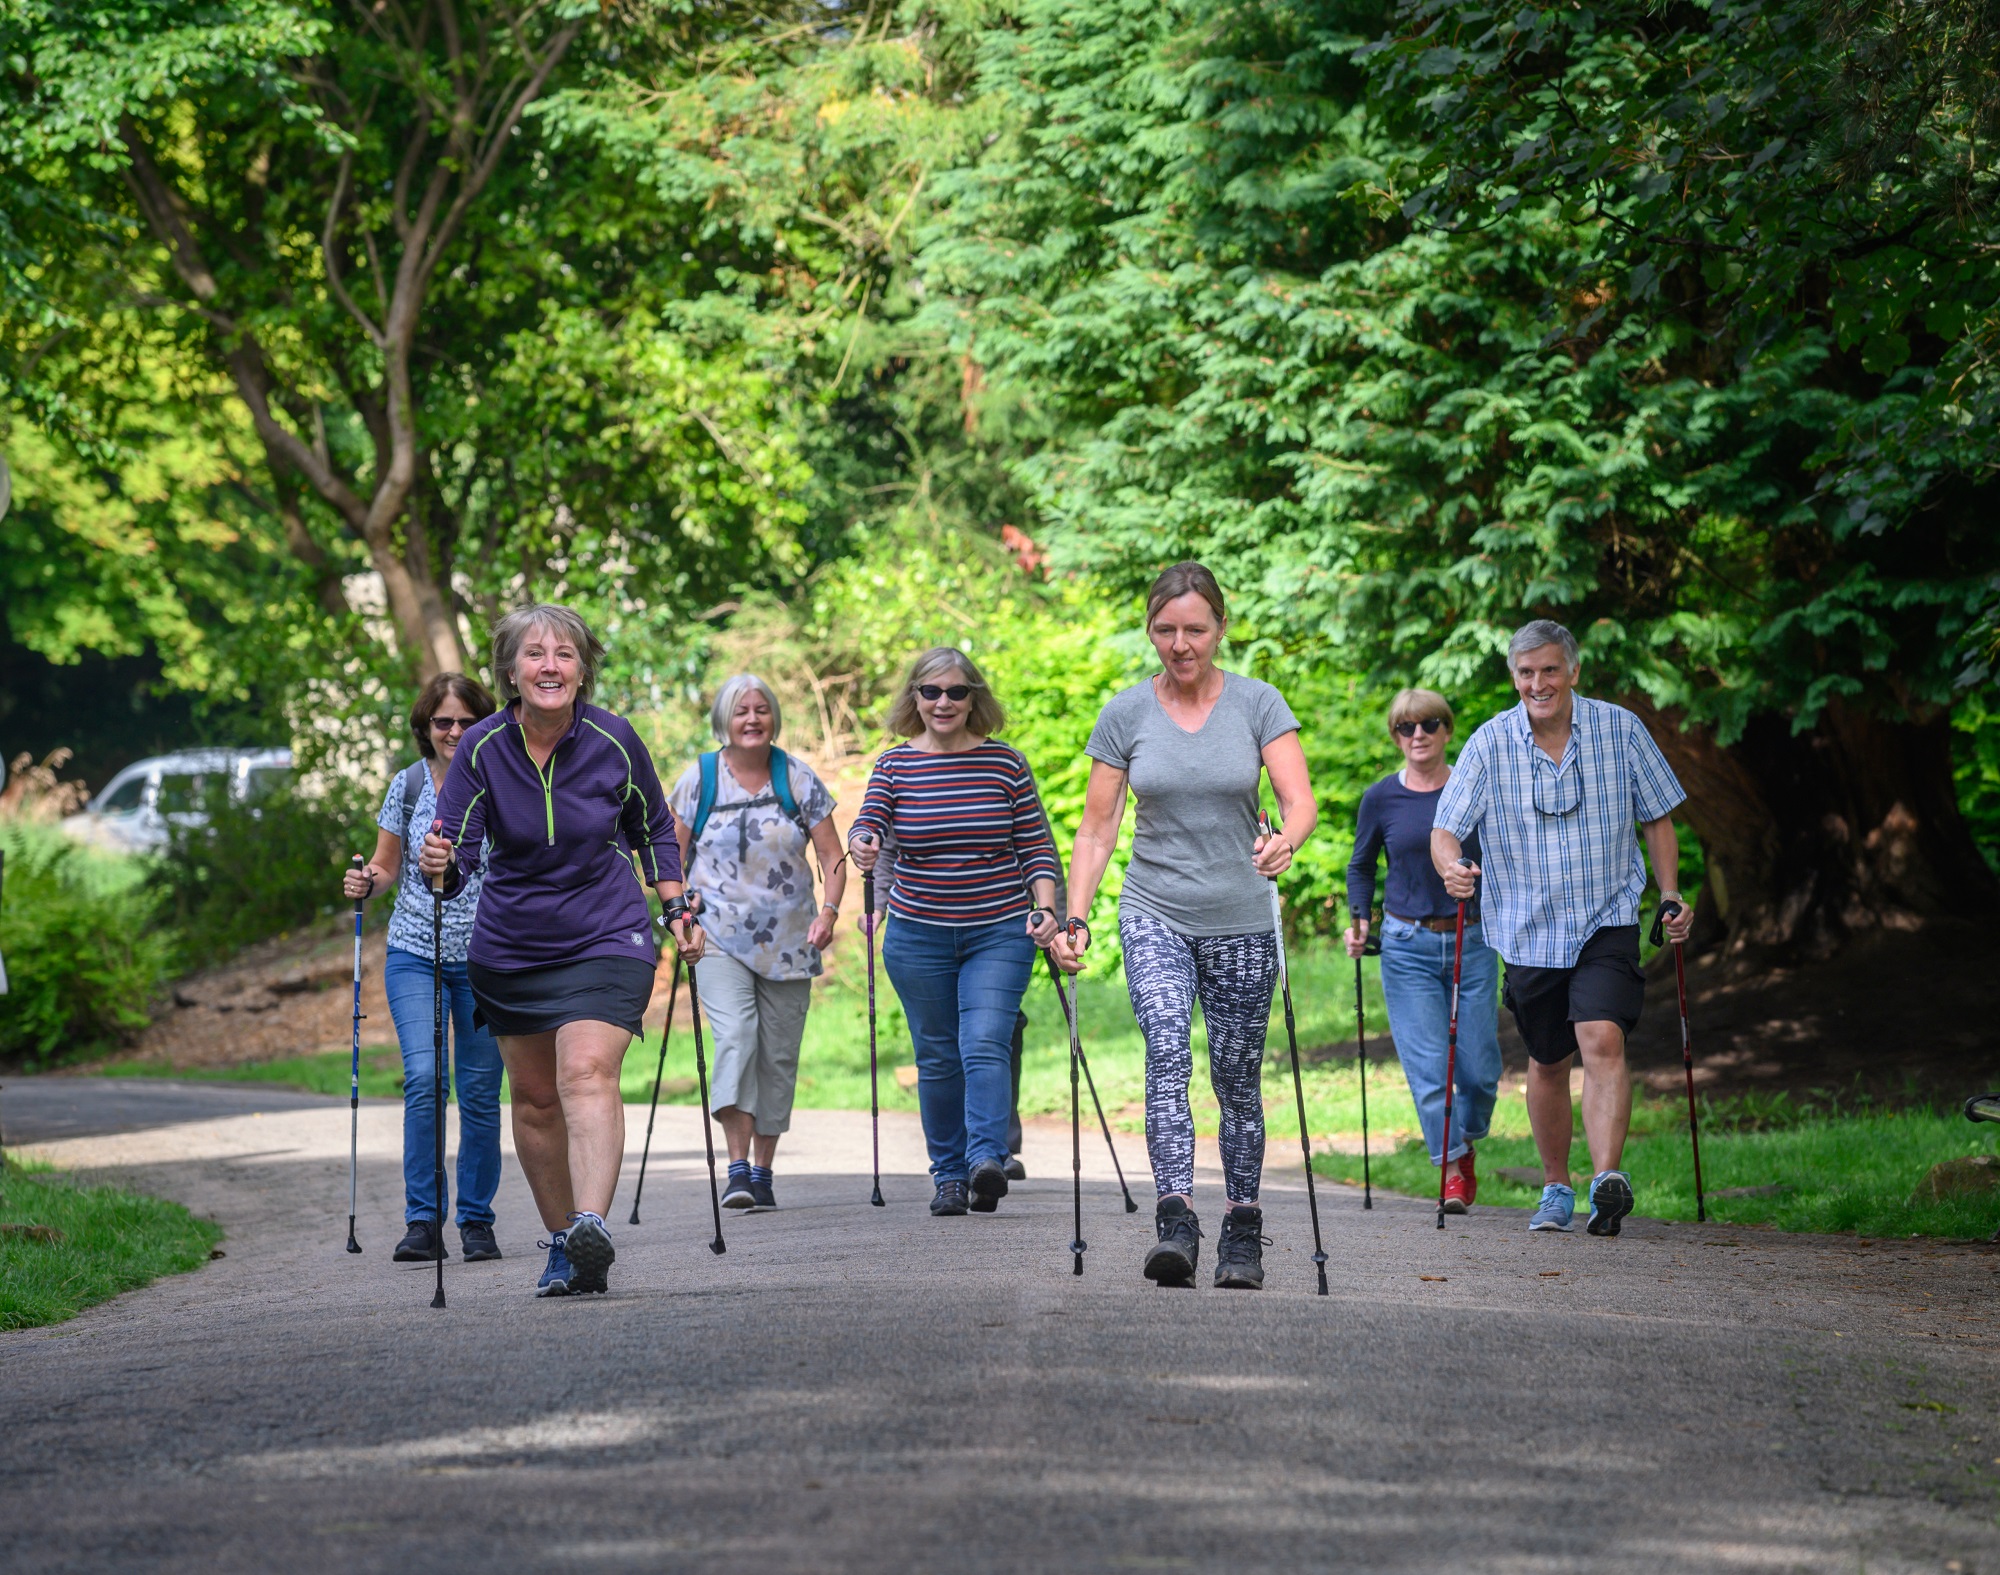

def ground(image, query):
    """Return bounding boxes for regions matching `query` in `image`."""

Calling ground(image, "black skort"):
[1501,925,1645,1065]
[468,955,656,1037]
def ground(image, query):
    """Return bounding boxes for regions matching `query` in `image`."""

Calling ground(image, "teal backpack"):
[691,749,808,840]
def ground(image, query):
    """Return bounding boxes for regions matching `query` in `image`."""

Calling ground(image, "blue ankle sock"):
[749,1165,773,1185]
[727,1160,750,1180]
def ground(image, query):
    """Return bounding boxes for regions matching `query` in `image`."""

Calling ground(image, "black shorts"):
[1502,925,1645,1065]
[468,956,656,1037]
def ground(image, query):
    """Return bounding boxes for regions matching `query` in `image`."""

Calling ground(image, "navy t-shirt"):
[1346,772,1482,923]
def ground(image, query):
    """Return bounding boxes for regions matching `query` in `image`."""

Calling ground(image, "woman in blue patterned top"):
[341,672,503,1266]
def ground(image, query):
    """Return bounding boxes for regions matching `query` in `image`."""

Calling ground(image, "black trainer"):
[562,1212,614,1294]
[392,1220,447,1263]
[1142,1196,1201,1287]
[1213,1204,1267,1290]
[968,1158,1010,1213]
[930,1180,970,1216]
[1003,1156,1027,1182]
[458,1223,502,1262]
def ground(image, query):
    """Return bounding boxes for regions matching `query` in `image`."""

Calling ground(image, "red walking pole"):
[1438,860,1472,1230]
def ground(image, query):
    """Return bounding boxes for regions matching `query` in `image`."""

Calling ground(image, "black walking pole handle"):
[1648,899,1683,949]
[350,853,374,909]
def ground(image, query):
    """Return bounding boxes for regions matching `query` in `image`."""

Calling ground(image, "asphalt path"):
[4,1076,1999,1574]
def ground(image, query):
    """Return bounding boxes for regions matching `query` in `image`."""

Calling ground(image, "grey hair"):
[490,603,604,705]
[1507,619,1580,672]
[710,673,783,744]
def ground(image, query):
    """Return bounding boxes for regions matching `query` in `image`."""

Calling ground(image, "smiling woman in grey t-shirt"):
[1059,561,1318,1292]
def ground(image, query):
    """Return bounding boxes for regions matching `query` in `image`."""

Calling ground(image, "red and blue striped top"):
[851,741,1061,926]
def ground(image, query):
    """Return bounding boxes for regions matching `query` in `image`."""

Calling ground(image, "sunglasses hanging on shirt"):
[918,684,973,702]
[1393,717,1445,738]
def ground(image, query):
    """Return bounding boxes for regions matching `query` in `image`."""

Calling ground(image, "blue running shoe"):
[536,1231,573,1297]
[1528,1183,1575,1232]
[1587,1171,1634,1237]
[748,1166,777,1210]
[563,1211,615,1294]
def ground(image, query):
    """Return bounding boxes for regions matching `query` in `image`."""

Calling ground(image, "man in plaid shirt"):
[1432,620,1695,1237]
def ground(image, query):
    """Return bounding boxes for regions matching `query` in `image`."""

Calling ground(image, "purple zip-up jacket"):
[434,701,682,972]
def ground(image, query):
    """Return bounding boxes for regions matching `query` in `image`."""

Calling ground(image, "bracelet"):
[1660,890,1684,903]
[820,901,839,914]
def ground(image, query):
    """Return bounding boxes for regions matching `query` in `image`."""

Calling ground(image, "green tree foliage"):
[0,0,814,702]
[923,0,2000,960]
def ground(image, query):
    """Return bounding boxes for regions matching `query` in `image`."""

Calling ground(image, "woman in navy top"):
[421,604,703,1300]
[848,646,1061,1217]
[1345,688,1500,1213]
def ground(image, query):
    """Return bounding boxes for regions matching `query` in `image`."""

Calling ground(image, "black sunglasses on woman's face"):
[1393,717,1445,738]
[431,716,475,733]
[918,684,972,702]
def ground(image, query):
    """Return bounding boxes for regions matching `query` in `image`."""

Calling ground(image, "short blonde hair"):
[710,673,782,745]
[886,647,1006,738]
[1387,688,1454,733]
[490,603,603,705]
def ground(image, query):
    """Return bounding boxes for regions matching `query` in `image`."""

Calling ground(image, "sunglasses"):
[430,716,476,733]
[1393,718,1446,738]
[918,684,972,702]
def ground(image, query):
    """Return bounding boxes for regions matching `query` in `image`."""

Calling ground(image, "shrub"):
[0,821,173,1065]
[151,780,362,958]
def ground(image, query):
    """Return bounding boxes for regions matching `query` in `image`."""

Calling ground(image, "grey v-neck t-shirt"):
[1085,671,1300,936]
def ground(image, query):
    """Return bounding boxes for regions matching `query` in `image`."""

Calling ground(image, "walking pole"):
[627,957,684,1226]
[1259,814,1328,1295]
[1352,907,1379,1212]
[1651,901,1706,1223]
[862,840,884,1207]
[1438,859,1471,1232]
[1028,898,1137,1212]
[683,938,728,1256]
[428,823,448,1309]
[1040,946,1086,1277]
[346,855,368,1253]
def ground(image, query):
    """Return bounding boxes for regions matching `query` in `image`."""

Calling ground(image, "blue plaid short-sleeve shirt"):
[1434,696,1685,968]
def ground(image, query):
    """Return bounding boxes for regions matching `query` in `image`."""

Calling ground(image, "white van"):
[63,748,295,853]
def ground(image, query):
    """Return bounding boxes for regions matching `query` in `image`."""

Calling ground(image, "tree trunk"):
[1626,696,1996,965]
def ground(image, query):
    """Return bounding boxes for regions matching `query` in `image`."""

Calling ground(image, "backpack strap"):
[691,751,720,841]
[768,748,806,831]
[399,760,427,843]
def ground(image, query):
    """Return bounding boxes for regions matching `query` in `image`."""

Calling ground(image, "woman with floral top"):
[670,675,847,1211]
[342,671,503,1266]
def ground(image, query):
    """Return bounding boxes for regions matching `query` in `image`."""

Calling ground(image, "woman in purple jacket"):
[420,604,702,1299]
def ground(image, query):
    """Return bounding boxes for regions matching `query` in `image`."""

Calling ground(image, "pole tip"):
[710,1238,727,1255]
[627,1208,641,1226]
[430,1289,446,1309]
[870,1189,885,1207]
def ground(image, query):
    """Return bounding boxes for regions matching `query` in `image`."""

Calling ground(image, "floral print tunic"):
[668,752,837,981]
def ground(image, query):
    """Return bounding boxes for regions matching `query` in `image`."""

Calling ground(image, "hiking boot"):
[930,1180,970,1216]
[393,1220,447,1263]
[458,1222,502,1262]
[563,1212,615,1294]
[1213,1204,1267,1290]
[748,1167,777,1210]
[968,1158,1010,1214]
[1142,1197,1201,1287]
[1528,1183,1575,1232]
[1587,1171,1634,1237]
[1003,1156,1028,1182]
[721,1165,756,1211]
[536,1231,573,1296]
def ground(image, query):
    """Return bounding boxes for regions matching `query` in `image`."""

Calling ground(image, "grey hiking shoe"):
[562,1212,614,1294]
[930,1180,969,1216]
[1143,1197,1201,1287]
[1213,1204,1267,1290]
[1587,1171,1634,1237]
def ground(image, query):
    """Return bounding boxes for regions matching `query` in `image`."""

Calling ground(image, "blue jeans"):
[1378,917,1502,1166]
[882,916,1034,1183]
[383,947,505,1226]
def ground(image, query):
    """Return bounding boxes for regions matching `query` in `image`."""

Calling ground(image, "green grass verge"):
[0,1158,223,1330]
[1311,1086,2000,1240]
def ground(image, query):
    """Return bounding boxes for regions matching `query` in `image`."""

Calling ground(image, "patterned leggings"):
[1120,909,1278,1204]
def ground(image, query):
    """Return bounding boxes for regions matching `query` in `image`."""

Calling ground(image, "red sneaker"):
[1442,1149,1477,1213]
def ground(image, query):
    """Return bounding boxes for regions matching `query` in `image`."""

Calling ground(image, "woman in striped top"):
[849,646,1062,1216]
